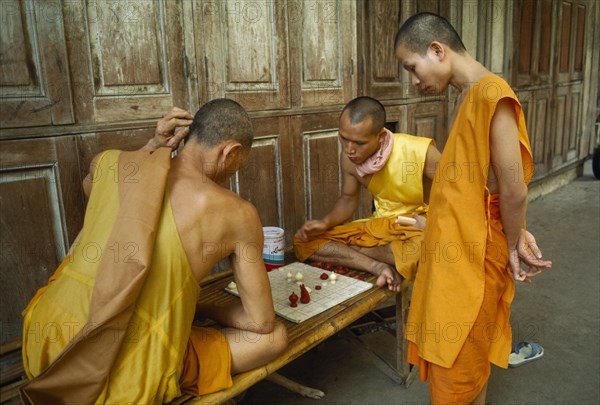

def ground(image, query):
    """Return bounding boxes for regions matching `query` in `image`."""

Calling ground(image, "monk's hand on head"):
[153,107,194,150]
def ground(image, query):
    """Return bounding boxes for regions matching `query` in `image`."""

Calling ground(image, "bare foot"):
[373,263,402,293]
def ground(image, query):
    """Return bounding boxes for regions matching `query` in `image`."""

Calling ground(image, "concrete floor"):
[241,160,600,405]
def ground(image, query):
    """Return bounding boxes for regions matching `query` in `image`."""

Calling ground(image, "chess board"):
[225,262,374,323]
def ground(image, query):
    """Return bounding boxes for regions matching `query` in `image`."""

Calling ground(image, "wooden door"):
[290,112,372,232]
[361,0,404,100]
[226,117,297,245]
[0,137,84,344]
[513,0,589,175]
[60,0,188,123]
[0,0,74,129]
[289,0,357,108]
[195,0,290,111]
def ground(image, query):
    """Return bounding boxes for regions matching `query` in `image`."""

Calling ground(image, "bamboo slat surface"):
[175,270,394,405]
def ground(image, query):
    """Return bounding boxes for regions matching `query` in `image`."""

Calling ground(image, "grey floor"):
[242,159,600,405]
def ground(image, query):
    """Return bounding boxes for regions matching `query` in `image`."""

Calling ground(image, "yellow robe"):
[294,133,432,281]
[21,149,231,403]
[406,75,534,403]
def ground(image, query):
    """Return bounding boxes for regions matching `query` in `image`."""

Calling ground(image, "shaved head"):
[188,98,254,150]
[341,96,386,134]
[394,12,466,55]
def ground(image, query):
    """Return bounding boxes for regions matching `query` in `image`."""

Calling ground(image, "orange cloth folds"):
[294,133,433,282]
[294,217,423,281]
[180,327,233,396]
[21,147,231,404]
[406,75,533,402]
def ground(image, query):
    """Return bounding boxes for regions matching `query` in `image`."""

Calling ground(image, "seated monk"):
[20,99,288,404]
[294,96,441,292]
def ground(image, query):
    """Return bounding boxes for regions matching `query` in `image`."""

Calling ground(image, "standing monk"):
[394,13,552,404]
[21,99,287,404]
[294,96,440,292]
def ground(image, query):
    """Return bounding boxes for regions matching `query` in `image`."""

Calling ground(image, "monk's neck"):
[449,53,490,93]
[172,146,221,183]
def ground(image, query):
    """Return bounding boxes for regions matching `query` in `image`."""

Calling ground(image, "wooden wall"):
[0,0,598,359]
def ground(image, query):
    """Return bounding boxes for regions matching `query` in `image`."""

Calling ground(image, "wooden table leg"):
[396,284,418,387]
[266,372,325,399]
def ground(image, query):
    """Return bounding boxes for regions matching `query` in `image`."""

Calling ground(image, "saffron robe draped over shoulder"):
[294,133,432,281]
[21,149,208,403]
[406,75,534,373]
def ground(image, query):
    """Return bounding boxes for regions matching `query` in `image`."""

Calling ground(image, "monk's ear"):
[429,41,446,61]
[222,141,243,162]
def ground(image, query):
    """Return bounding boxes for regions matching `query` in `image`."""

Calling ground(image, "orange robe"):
[406,75,534,403]
[294,133,432,281]
[21,149,231,404]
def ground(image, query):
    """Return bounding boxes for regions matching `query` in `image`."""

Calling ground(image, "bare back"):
[167,167,263,283]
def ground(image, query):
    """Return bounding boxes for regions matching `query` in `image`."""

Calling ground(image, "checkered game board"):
[225,262,374,323]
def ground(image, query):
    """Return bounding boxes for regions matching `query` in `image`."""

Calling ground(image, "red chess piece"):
[299,284,310,304]
[289,292,299,307]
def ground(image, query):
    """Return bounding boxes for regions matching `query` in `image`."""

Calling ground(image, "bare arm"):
[82,153,103,200]
[82,107,193,199]
[422,143,441,182]
[296,153,362,241]
[490,99,529,281]
[199,202,276,333]
[141,107,193,152]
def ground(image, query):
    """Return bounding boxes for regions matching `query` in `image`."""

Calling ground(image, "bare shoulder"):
[339,151,362,182]
[199,185,262,240]
[221,190,261,226]
[423,144,441,180]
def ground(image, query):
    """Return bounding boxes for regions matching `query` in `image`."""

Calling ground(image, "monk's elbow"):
[270,321,288,356]
[501,182,528,206]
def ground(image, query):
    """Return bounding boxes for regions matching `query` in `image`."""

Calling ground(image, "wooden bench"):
[170,267,417,404]
[0,268,416,404]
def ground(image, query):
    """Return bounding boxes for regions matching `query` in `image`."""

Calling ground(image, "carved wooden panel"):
[197,0,290,111]
[551,83,582,170]
[225,117,295,244]
[557,0,586,82]
[559,1,572,74]
[518,0,535,76]
[61,0,187,123]
[290,0,356,108]
[566,84,582,161]
[234,138,283,229]
[538,0,553,76]
[572,2,586,75]
[363,0,403,100]
[407,101,447,151]
[532,89,551,171]
[76,127,156,183]
[302,130,342,220]
[290,112,372,231]
[513,0,556,86]
[484,0,509,76]
[0,137,83,344]
[517,89,550,179]
[0,0,74,130]
[553,85,568,168]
